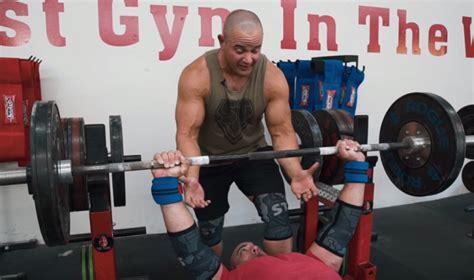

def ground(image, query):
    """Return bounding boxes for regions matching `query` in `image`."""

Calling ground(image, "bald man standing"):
[175,9,318,257]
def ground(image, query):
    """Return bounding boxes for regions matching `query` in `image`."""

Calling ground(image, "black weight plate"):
[63,118,89,211]
[281,110,323,184]
[379,92,465,196]
[457,104,474,159]
[312,109,353,185]
[462,161,474,192]
[30,101,70,246]
[334,109,354,137]
[110,115,126,207]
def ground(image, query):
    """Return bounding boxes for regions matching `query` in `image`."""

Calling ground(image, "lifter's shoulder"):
[179,55,210,98]
[263,60,289,100]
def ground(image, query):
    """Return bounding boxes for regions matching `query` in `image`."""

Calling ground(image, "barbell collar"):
[0,167,27,186]
[467,135,474,145]
[57,160,73,184]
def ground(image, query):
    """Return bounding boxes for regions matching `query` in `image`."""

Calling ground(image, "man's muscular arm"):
[175,57,211,208]
[263,62,300,175]
[264,62,318,201]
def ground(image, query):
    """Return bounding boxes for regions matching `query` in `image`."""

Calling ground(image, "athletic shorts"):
[194,146,286,221]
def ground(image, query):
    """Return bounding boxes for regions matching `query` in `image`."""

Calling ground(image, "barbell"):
[0,135,427,182]
[0,92,472,246]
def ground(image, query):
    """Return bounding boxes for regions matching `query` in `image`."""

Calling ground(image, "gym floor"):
[1,193,473,280]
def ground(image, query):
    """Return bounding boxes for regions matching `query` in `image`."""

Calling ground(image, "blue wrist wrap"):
[151,177,182,205]
[344,161,369,183]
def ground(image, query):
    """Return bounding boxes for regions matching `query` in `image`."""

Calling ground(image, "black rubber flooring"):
[1,193,474,280]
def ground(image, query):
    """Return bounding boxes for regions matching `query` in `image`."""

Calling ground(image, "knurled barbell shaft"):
[247,142,412,161]
[1,135,473,186]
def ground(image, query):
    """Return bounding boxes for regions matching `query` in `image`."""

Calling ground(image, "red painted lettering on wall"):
[98,0,139,46]
[397,9,420,55]
[428,24,447,56]
[150,5,188,61]
[0,1,31,46]
[198,7,229,46]
[358,6,390,53]
[0,1,472,59]
[43,0,65,47]
[307,15,338,51]
[280,0,297,49]
[463,17,474,58]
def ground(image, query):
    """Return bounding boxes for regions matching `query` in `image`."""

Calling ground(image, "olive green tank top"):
[198,49,268,155]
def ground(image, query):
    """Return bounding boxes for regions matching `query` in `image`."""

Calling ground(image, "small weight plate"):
[63,118,89,211]
[110,115,126,207]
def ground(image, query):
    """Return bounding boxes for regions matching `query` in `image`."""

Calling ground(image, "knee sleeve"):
[198,216,224,247]
[168,224,220,280]
[254,193,293,241]
[316,200,363,257]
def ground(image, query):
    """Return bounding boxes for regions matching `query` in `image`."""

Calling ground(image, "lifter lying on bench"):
[150,139,367,280]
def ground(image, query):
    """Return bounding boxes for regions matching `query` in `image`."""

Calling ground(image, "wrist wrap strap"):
[151,177,182,205]
[344,161,369,183]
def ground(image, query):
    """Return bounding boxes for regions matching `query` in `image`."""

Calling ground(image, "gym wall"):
[0,0,473,244]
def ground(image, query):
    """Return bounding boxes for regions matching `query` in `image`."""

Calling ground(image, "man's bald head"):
[223,9,263,40]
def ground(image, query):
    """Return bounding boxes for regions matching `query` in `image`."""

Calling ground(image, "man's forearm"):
[176,135,201,178]
[338,183,365,206]
[161,202,195,233]
[277,157,303,179]
[272,133,303,179]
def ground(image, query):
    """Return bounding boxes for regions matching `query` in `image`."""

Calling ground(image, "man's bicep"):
[264,64,292,131]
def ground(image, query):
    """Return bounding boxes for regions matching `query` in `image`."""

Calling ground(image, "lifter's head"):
[218,10,263,77]
[230,242,267,269]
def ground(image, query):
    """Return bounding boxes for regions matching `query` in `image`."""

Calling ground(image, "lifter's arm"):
[152,152,224,279]
[307,140,366,271]
[161,202,224,280]
[175,59,210,208]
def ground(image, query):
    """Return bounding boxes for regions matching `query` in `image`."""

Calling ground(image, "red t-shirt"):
[220,252,341,280]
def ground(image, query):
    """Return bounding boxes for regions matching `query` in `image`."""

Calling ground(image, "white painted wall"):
[0,0,473,244]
